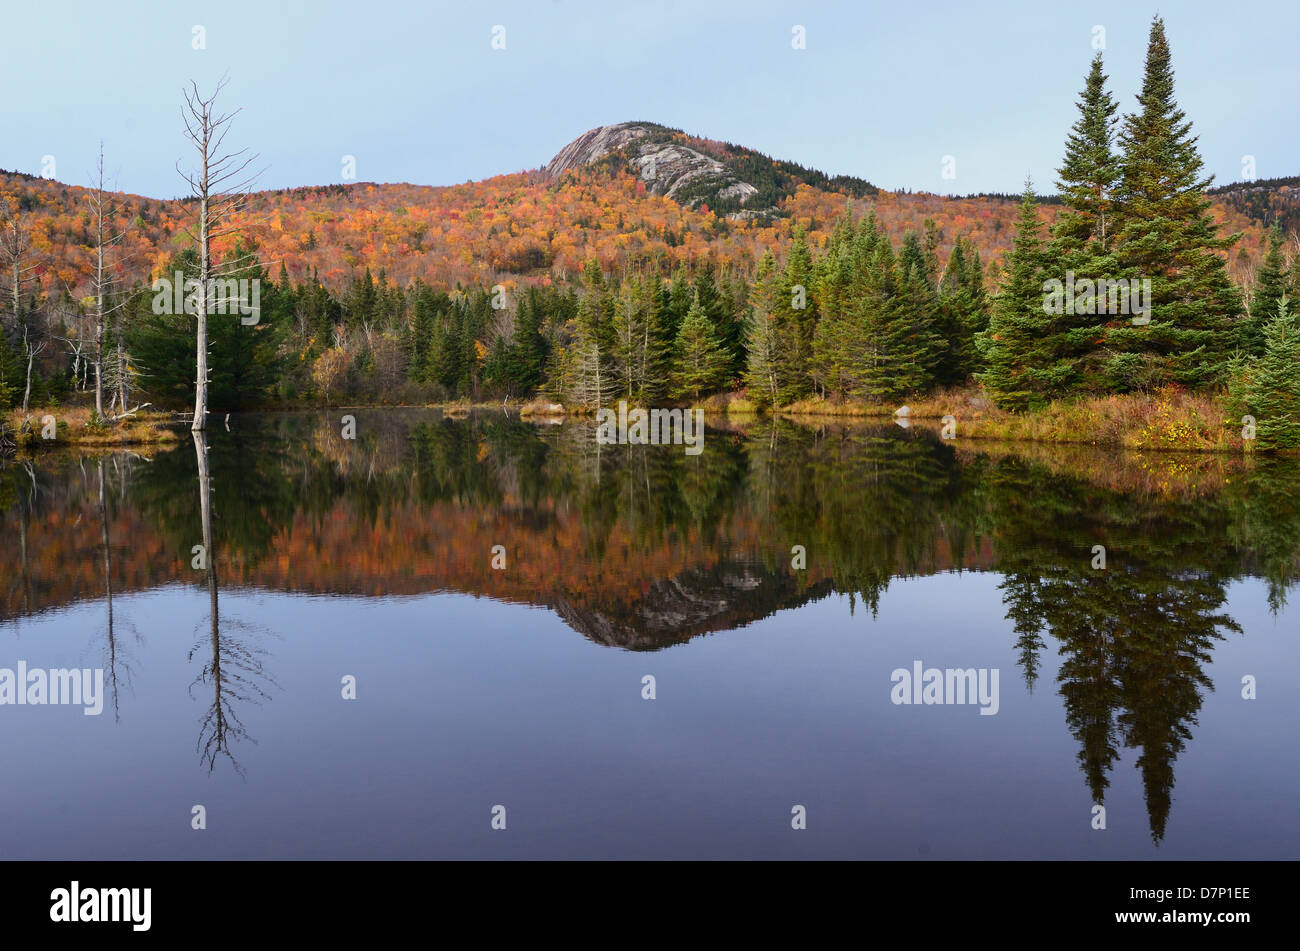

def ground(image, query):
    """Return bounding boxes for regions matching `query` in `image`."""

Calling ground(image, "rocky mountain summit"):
[545,121,759,212]
[544,121,877,218]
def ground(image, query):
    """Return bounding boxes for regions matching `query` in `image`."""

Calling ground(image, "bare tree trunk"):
[179,80,259,433]
[94,244,105,415]
[4,207,44,413]
[22,327,33,413]
[116,333,127,410]
[194,177,210,431]
[92,146,107,418]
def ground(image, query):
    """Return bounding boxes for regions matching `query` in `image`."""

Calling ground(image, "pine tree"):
[1241,297,1300,450]
[672,296,729,401]
[609,274,668,402]
[810,243,857,399]
[977,182,1051,410]
[921,218,943,287]
[1042,52,1122,395]
[0,328,19,409]
[569,261,616,406]
[777,226,816,401]
[744,251,783,407]
[506,287,548,395]
[664,264,693,340]
[935,237,979,385]
[1244,227,1288,356]
[692,262,742,381]
[890,231,944,394]
[1054,53,1121,254]
[1111,15,1244,388]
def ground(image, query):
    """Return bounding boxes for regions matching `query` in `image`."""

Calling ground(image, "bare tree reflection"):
[187,431,277,777]
[92,456,141,721]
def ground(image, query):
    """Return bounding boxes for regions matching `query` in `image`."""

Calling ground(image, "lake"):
[1,409,1297,859]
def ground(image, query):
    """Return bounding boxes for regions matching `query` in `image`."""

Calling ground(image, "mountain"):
[1211,175,1300,239]
[545,120,878,218]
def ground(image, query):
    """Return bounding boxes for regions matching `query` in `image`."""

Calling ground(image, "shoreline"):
[7,389,1294,457]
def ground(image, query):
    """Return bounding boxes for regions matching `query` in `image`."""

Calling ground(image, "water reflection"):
[1,411,1298,843]
[186,431,276,776]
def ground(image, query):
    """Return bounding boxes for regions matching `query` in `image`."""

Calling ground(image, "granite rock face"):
[545,122,761,212]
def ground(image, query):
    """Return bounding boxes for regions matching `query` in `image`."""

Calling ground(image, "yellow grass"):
[6,407,183,450]
[729,387,1252,453]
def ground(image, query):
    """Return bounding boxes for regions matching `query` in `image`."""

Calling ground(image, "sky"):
[2,0,1296,200]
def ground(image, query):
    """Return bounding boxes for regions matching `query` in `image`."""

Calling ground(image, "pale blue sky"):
[3,0,1295,199]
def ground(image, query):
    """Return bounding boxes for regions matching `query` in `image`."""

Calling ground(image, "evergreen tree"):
[129,247,283,410]
[810,242,857,398]
[889,233,944,396]
[0,329,19,409]
[672,296,729,400]
[921,218,943,287]
[664,264,693,340]
[1244,227,1288,356]
[777,226,816,401]
[634,274,671,402]
[1241,297,1300,450]
[977,182,1051,410]
[692,261,742,382]
[935,237,980,385]
[1042,52,1122,395]
[569,260,616,406]
[744,251,783,408]
[1111,15,1244,388]
[493,286,548,397]
[611,275,650,401]
[1054,52,1121,254]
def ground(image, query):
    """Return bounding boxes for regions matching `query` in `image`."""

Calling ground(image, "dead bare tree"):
[176,77,260,431]
[0,195,45,412]
[85,143,134,418]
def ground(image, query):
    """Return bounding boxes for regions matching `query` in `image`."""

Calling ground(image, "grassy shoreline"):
[4,407,185,453]
[705,388,1271,454]
[7,388,1285,457]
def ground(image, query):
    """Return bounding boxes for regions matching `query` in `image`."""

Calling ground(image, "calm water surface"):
[1,410,1296,859]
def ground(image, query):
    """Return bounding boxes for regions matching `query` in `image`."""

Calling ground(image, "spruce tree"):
[1054,53,1121,254]
[977,182,1050,410]
[664,265,693,340]
[966,246,990,352]
[892,230,944,392]
[1111,15,1244,388]
[810,243,857,399]
[0,329,19,409]
[744,251,783,408]
[569,260,616,406]
[692,262,742,379]
[1242,297,1300,450]
[1244,227,1288,356]
[936,237,979,385]
[507,287,548,395]
[1043,52,1121,395]
[778,226,816,400]
[672,296,730,401]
